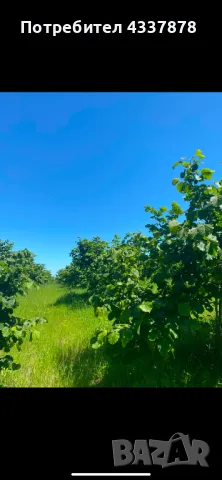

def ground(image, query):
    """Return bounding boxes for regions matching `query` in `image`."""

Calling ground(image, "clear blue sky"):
[1,92,222,275]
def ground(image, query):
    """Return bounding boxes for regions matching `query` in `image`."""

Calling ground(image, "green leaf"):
[195,175,202,181]
[145,204,151,212]
[195,149,205,159]
[2,327,11,337]
[208,242,218,257]
[108,331,120,345]
[171,202,184,215]
[0,261,9,271]
[97,330,108,344]
[182,162,190,168]
[121,329,134,347]
[168,220,180,233]
[191,163,199,172]
[197,241,205,252]
[139,302,153,313]
[176,182,184,193]
[201,168,215,180]
[172,178,179,186]
[7,298,16,308]
[170,347,175,359]
[131,268,139,278]
[160,206,168,213]
[211,185,218,194]
[210,196,218,206]
[178,303,191,316]
[151,283,158,294]
[210,195,222,207]
[207,234,218,242]
[172,160,189,169]
[169,328,178,339]
[172,161,183,169]
[92,341,102,350]
[15,330,23,339]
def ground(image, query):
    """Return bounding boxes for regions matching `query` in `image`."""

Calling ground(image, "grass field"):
[1,283,222,388]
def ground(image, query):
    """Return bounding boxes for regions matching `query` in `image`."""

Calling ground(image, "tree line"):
[56,150,222,360]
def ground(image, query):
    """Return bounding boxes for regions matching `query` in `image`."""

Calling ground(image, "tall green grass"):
[0,283,221,387]
[0,284,108,387]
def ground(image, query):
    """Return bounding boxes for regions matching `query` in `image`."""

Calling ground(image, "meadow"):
[1,150,221,387]
[1,282,221,388]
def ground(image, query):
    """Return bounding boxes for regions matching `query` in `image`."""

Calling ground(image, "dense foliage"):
[55,265,73,287]
[56,237,108,288]
[57,150,222,360]
[0,240,52,372]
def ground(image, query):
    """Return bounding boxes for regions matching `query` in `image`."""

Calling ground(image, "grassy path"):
[0,284,108,387]
[1,283,222,387]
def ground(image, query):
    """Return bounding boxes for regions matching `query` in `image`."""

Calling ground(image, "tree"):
[56,265,73,286]
[90,150,222,358]
[57,237,109,289]
[0,240,47,374]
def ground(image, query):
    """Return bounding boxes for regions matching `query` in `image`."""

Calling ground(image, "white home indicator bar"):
[71,474,151,477]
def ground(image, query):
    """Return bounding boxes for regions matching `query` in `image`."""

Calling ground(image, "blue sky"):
[1,92,222,275]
